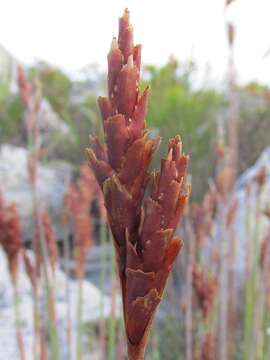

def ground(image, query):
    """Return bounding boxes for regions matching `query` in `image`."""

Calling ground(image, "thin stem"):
[76,277,84,360]
[99,222,107,359]
[63,226,72,360]
[108,234,117,360]
[218,202,228,360]
[128,342,146,360]
[185,217,195,360]
[13,285,25,360]
[243,191,252,360]
[33,284,41,359]
[38,210,59,359]
[244,193,261,360]
[26,102,59,359]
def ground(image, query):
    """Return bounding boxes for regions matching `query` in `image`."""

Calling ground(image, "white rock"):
[0,144,72,240]
[0,248,120,359]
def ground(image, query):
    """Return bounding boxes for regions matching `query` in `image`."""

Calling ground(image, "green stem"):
[243,192,261,360]
[39,215,60,359]
[108,234,116,360]
[76,277,84,360]
[13,285,25,360]
[63,226,72,360]
[99,222,107,358]
[33,285,40,359]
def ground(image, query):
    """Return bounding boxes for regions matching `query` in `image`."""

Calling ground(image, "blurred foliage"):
[30,62,73,123]
[238,83,270,174]
[29,63,101,165]
[144,58,223,199]
[0,83,24,143]
[1,59,270,199]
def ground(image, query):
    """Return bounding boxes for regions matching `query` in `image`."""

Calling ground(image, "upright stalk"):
[185,216,195,360]
[17,67,59,358]
[35,189,59,359]
[63,226,72,360]
[246,192,261,360]
[13,285,25,360]
[218,202,228,360]
[33,284,41,359]
[98,222,107,359]
[108,234,117,360]
[76,276,84,360]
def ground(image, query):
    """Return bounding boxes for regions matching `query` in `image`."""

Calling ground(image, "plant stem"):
[38,212,59,359]
[185,217,195,360]
[244,193,261,360]
[63,226,72,360]
[13,285,25,360]
[32,284,41,359]
[218,202,228,360]
[108,234,116,360]
[99,222,107,359]
[128,341,146,360]
[26,99,59,359]
[76,276,84,360]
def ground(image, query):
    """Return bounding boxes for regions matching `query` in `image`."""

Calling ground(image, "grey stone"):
[0,144,73,240]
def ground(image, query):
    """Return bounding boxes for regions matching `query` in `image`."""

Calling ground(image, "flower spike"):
[86,9,189,359]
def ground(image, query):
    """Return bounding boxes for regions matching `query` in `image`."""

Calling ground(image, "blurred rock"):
[227,147,270,272]
[0,247,119,359]
[16,98,74,153]
[0,144,73,241]
[36,98,71,139]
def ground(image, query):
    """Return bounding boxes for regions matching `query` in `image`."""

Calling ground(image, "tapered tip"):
[110,37,119,52]
[127,55,134,69]
[122,8,130,21]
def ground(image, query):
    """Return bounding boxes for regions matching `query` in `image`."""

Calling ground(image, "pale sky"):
[0,0,270,85]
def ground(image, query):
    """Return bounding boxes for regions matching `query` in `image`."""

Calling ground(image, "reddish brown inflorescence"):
[86,9,189,359]
[0,194,23,286]
[191,188,218,249]
[65,164,96,279]
[192,263,217,319]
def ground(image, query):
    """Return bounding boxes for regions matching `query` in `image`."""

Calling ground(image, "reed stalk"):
[217,202,228,360]
[108,233,117,360]
[63,225,72,360]
[243,186,252,360]
[13,285,26,360]
[254,226,270,359]
[76,276,84,360]
[98,222,107,359]
[17,66,59,358]
[39,217,59,359]
[33,284,41,359]
[247,191,261,360]
[185,215,195,360]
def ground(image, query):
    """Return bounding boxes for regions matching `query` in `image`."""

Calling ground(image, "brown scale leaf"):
[104,114,130,170]
[115,58,139,119]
